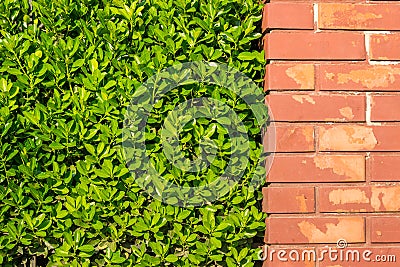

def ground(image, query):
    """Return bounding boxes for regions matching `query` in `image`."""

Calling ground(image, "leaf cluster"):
[0,0,266,266]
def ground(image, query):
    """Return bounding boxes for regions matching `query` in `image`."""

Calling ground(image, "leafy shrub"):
[0,0,266,266]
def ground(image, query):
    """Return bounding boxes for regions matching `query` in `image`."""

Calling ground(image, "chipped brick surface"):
[319,125,400,151]
[319,186,400,212]
[266,63,315,90]
[266,217,365,244]
[318,64,400,91]
[264,124,314,152]
[263,187,315,213]
[266,93,365,122]
[267,155,365,182]
[319,3,400,30]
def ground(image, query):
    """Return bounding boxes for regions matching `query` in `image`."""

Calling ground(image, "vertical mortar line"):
[314,125,319,154]
[365,31,392,65]
[366,92,372,126]
[365,32,371,64]
[313,3,320,32]
[366,151,371,185]
[314,183,319,217]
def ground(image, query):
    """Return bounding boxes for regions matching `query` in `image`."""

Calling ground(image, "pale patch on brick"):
[319,3,382,28]
[313,156,365,181]
[328,189,369,205]
[339,107,354,120]
[292,95,316,104]
[302,127,315,143]
[297,218,364,243]
[371,187,400,211]
[319,125,377,151]
[334,67,400,89]
[296,194,308,212]
[285,64,315,89]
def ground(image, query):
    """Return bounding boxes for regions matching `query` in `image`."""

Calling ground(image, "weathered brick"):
[265,63,315,91]
[264,31,366,60]
[266,217,365,244]
[318,125,400,151]
[262,187,315,213]
[264,125,314,152]
[371,94,400,121]
[319,186,400,212]
[368,154,400,181]
[266,93,365,122]
[263,3,314,31]
[318,64,400,91]
[319,3,400,30]
[267,155,365,182]
[370,34,400,61]
[371,217,400,243]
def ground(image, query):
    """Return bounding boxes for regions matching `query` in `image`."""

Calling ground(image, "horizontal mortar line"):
[264,152,368,155]
[320,211,400,215]
[265,59,368,62]
[266,214,368,218]
[272,120,367,124]
[266,213,400,217]
[266,182,400,185]
[317,29,400,32]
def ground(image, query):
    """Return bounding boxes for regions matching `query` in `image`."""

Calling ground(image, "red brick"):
[319,3,400,30]
[262,187,315,213]
[371,94,400,121]
[263,3,314,31]
[264,125,314,152]
[266,217,365,244]
[318,125,400,151]
[319,186,400,212]
[370,34,400,61]
[318,247,400,266]
[265,63,315,91]
[264,31,366,60]
[262,247,316,267]
[266,93,365,122]
[368,154,400,181]
[318,64,400,91]
[267,155,365,183]
[371,217,400,243]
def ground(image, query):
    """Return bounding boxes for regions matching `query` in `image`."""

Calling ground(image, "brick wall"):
[262,1,400,266]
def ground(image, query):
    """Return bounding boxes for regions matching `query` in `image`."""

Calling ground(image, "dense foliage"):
[0,0,266,266]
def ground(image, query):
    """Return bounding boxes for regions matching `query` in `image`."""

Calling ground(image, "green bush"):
[0,0,266,266]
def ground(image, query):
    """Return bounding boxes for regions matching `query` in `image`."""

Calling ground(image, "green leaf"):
[49,142,64,150]
[237,52,256,61]
[79,245,94,253]
[165,254,178,263]
[72,59,85,69]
